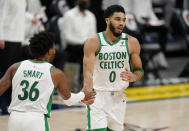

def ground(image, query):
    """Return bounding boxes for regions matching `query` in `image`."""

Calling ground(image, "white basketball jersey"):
[93,32,130,91]
[8,60,55,117]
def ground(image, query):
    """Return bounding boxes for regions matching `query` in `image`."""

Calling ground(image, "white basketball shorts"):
[8,111,49,131]
[86,90,127,131]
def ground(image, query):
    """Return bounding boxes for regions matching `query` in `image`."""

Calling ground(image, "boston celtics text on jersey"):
[99,52,127,69]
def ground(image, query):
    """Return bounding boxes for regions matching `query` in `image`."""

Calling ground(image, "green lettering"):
[100,61,104,69]
[111,61,114,69]
[107,61,111,69]
[23,70,27,77]
[28,70,32,77]
[99,53,103,60]
[122,52,127,59]
[32,71,36,78]
[104,53,108,60]
[115,61,117,69]
[104,61,107,69]
[116,52,121,59]
[109,53,112,60]
[112,52,116,60]
[117,61,124,69]
[39,73,44,79]
[36,72,40,79]
[121,61,124,68]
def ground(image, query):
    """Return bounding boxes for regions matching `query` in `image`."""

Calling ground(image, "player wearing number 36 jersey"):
[0,31,96,131]
[83,5,144,131]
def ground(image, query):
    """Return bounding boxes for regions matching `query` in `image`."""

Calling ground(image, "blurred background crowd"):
[0,0,189,115]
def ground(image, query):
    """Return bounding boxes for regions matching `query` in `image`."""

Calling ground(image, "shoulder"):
[51,67,65,78]
[84,34,99,53]
[86,34,99,43]
[50,67,67,88]
[85,34,99,47]
[64,8,75,17]
[9,63,19,72]
[7,62,20,78]
[128,35,141,54]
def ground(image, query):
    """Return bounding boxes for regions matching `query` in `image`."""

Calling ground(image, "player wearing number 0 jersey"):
[93,32,130,91]
[83,5,144,131]
[0,31,96,131]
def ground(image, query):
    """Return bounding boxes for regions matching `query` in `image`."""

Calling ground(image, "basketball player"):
[0,31,96,131]
[83,5,144,131]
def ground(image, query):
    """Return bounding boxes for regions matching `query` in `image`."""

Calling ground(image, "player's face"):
[49,44,56,62]
[108,12,126,37]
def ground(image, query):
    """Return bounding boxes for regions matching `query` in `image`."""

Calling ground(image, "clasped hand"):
[81,89,96,105]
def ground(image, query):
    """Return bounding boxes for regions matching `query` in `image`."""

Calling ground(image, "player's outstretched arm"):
[83,35,99,93]
[120,36,144,82]
[0,63,18,96]
[52,68,96,106]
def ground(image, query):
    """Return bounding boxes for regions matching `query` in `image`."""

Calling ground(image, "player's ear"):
[105,18,110,24]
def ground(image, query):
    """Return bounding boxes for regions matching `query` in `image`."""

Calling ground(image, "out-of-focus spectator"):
[22,0,46,60]
[58,0,70,49]
[102,0,132,12]
[132,0,167,53]
[58,0,70,16]
[61,0,97,88]
[63,0,96,47]
[0,0,26,115]
[27,0,48,23]
[131,0,168,78]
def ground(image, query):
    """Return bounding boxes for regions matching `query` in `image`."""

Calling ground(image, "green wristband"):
[132,68,144,80]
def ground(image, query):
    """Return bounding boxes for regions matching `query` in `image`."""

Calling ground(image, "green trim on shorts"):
[46,88,55,117]
[86,127,114,131]
[107,127,114,131]
[44,115,49,131]
[86,128,107,131]
[87,106,91,130]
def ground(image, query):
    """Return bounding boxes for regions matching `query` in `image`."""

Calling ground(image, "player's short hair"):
[104,5,125,19]
[29,31,55,58]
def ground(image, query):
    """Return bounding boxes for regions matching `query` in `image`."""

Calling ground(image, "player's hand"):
[81,98,95,105]
[0,40,5,50]
[120,68,137,82]
[81,89,96,105]
[83,90,96,101]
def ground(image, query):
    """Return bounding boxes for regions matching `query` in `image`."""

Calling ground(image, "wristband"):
[132,68,144,80]
[64,92,85,106]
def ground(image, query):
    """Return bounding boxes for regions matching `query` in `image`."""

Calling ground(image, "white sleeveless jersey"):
[8,60,55,117]
[93,32,130,91]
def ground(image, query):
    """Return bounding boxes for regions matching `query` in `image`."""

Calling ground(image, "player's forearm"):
[83,72,93,92]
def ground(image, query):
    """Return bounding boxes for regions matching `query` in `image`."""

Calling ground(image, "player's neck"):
[33,57,48,63]
[104,30,119,43]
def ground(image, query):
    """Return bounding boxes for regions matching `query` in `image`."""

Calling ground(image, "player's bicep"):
[130,53,143,70]
[130,38,143,70]
[83,38,98,74]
